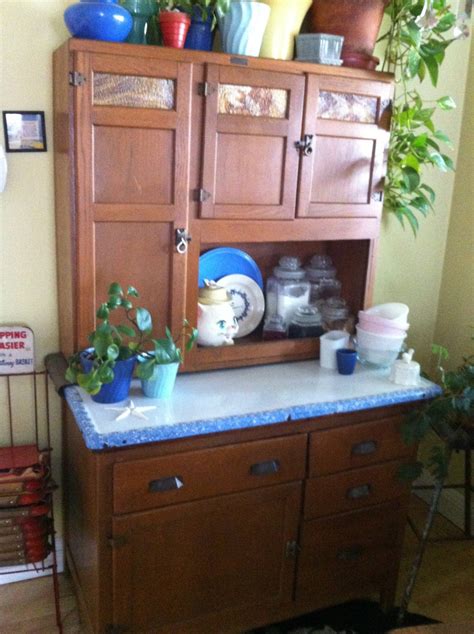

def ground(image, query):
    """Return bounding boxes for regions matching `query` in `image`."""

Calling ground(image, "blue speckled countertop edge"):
[64,383,442,451]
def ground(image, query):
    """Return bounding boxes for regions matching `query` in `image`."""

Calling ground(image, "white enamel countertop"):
[64,360,440,450]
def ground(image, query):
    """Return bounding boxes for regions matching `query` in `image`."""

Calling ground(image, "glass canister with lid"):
[265,256,310,326]
[321,297,354,332]
[305,254,342,302]
[288,305,325,339]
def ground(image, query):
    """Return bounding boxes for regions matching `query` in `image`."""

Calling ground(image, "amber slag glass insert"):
[218,84,288,118]
[317,91,377,124]
[93,73,175,110]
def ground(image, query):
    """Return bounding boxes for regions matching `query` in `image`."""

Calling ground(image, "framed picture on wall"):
[2,111,47,152]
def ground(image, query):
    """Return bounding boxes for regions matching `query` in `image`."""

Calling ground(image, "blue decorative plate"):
[198,247,263,290]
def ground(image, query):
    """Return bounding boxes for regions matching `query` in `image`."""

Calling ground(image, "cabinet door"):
[200,65,304,220]
[297,76,392,218]
[112,483,301,632]
[72,52,191,344]
[297,502,404,606]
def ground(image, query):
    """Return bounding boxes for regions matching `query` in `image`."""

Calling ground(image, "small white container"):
[319,330,350,370]
[390,349,420,386]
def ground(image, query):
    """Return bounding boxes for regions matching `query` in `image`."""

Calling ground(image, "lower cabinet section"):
[64,405,414,633]
[111,484,302,632]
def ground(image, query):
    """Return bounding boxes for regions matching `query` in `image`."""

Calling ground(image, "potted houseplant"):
[379,0,460,234]
[217,0,271,57]
[157,0,192,48]
[65,282,153,404]
[184,0,230,51]
[397,336,474,623]
[136,320,197,398]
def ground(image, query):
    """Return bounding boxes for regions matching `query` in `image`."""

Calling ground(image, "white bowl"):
[358,311,409,336]
[356,326,407,350]
[365,303,409,326]
[356,346,401,368]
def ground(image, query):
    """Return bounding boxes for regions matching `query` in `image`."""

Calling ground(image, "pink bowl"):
[358,311,409,336]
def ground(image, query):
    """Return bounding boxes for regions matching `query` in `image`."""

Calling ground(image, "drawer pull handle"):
[149,476,184,493]
[250,460,280,476]
[337,545,364,561]
[346,483,372,499]
[351,440,377,455]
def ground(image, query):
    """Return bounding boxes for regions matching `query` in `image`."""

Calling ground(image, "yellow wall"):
[434,42,474,368]
[373,33,473,369]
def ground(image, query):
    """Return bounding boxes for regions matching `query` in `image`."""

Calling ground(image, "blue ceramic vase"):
[217,1,271,57]
[184,7,215,52]
[64,0,133,42]
[80,350,136,404]
[140,362,179,399]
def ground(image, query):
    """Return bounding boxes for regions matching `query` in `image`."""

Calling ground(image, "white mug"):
[319,330,350,370]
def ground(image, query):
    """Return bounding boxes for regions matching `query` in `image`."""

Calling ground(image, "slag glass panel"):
[317,91,377,124]
[93,73,175,110]
[218,84,288,118]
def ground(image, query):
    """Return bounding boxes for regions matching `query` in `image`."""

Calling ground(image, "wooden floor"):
[0,495,472,633]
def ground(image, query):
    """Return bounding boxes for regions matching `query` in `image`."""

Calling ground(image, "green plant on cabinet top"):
[65,283,153,395]
[136,320,198,380]
[379,0,461,234]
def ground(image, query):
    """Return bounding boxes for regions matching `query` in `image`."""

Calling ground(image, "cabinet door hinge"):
[108,535,127,549]
[68,72,86,87]
[194,188,212,203]
[285,540,301,559]
[198,81,216,97]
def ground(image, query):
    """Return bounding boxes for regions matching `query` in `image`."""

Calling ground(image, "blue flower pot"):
[80,350,136,404]
[184,7,215,52]
[64,0,133,42]
[140,362,179,399]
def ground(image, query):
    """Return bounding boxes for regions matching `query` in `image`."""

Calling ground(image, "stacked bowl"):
[356,303,409,368]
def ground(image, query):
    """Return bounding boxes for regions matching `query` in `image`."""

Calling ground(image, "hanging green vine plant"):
[379,0,461,234]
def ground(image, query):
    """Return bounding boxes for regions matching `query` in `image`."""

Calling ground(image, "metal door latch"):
[295,134,314,156]
[175,228,191,254]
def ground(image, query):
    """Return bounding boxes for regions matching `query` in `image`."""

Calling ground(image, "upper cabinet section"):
[73,52,192,225]
[200,65,305,220]
[297,76,393,219]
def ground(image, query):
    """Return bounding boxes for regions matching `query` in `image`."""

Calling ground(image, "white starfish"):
[105,400,157,421]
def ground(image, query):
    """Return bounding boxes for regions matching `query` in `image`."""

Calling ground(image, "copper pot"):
[309,0,388,58]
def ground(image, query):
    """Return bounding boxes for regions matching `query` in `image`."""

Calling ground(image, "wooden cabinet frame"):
[54,40,393,368]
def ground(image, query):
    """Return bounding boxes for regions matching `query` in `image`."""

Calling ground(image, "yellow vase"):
[259,0,312,60]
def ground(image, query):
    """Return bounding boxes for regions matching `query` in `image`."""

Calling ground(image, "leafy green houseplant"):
[379,0,460,234]
[65,283,153,403]
[401,340,474,481]
[188,0,230,30]
[397,336,473,623]
[136,320,197,398]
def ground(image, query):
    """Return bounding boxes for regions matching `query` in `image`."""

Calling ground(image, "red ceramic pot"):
[342,51,380,70]
[309,0,388,58]
[158,10,191,48]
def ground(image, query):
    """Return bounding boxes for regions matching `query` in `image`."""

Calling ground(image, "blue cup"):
[336,348,357,375]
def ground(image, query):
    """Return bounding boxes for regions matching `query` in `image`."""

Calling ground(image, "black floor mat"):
[248,600,439,633]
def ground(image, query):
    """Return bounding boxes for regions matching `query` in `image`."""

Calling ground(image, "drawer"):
[297,502,403,604]
[309,416,412,476]
[304,460,409,519]
[113,434,307,514]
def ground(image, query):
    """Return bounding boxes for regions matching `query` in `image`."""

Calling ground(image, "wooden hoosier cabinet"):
[50,39,428,634]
